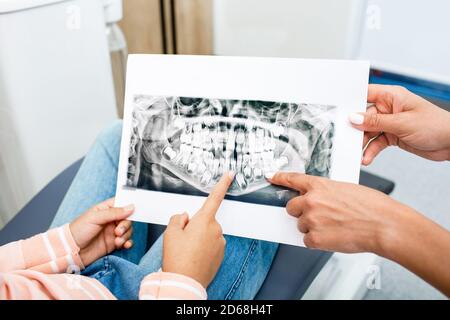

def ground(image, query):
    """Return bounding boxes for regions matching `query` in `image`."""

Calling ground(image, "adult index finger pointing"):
[265,171,313,194]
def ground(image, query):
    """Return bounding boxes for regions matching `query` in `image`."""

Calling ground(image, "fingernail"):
[120,226,127,234]
[349,113,364,125]
[265,172,276,180]
[124,204,135,213]
[228,171,235,179]
[362,155,370,165]
[126,240,133,248]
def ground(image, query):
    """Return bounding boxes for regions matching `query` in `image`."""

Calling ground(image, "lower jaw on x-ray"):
[126,95,336,207]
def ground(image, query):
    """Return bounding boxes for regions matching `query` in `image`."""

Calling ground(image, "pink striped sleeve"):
[0,271,117,300]
[139,272,207,300]
[19,224,84,274]
[0,239,26,272]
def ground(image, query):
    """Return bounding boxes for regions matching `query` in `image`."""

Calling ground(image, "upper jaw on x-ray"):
[127,95,336,207]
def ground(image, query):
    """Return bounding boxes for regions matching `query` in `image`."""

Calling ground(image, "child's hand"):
[69,198,135,266]
[163,172,235,288]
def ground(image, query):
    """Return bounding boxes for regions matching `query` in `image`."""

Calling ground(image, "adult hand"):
[267,171,450,297]
[266,171,421,255]
[349,84,450,165]
[163,172,234,288]
[69,198,134,266]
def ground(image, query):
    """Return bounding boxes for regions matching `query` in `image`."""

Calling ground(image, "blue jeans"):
[50,120,278,300]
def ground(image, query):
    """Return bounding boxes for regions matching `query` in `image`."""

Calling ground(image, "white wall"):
[213,0,366,59]
[357,0,450,84]
[213,0,450,85]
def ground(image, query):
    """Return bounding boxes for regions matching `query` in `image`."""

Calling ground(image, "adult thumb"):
[349,112,400,134]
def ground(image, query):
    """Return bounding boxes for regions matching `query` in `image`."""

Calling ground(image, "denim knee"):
[95,119,123,167]
[96,120,122,144]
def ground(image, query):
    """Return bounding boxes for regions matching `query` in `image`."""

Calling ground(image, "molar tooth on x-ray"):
[126,95,336,207]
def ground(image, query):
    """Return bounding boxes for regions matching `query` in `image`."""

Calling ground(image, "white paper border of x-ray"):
[115,55,369,247]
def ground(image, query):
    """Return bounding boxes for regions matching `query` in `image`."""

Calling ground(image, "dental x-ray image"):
[126,95,336,207]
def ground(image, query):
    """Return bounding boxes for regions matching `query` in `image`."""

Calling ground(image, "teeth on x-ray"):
[161,118,290,194]
[126,95,336,205]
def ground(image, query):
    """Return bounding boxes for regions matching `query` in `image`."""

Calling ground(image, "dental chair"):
[0,159,394,299]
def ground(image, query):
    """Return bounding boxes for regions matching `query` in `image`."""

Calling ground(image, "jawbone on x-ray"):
[126,95,336,207]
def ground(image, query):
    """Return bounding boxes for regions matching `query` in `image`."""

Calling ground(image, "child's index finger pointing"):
[197,171,235,219]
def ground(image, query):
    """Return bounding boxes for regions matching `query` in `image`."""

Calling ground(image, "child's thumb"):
[91,205,135,225]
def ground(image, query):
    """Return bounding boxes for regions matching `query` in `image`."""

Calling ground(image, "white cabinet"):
[0,0,118,227]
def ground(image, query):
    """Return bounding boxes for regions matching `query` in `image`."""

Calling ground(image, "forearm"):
[378,207,450,297]
[424,104,450,161]
[437,107,450,157]
[0,224,84,273]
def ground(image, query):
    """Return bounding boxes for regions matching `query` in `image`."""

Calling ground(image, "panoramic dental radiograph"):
[126,95,336,207]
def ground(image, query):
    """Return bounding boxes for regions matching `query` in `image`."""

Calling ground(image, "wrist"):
[68,222,81,248]
[62,223,86,270]
[443,111,450,153]
[163,267,208,289]
[374,204,424,260]
[68,222,89,266]
[78,250,89,267]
